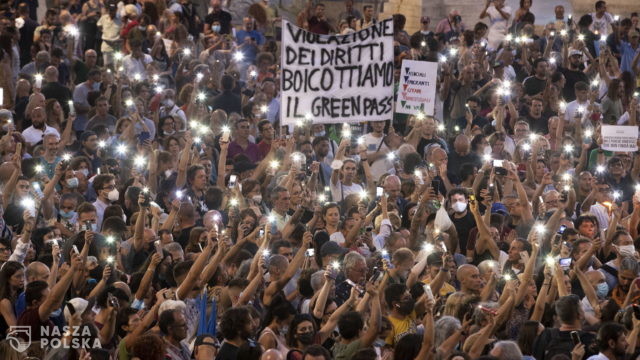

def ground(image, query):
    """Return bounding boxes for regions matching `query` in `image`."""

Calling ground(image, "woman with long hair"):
[0,261,25,335]
[258,295,294,352]
[45,98,64,131]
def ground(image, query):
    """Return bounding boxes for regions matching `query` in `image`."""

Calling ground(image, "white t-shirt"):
[22,125,60,146]
[363,133,393,182]
[590,12,615,36]
[330,179,363,203]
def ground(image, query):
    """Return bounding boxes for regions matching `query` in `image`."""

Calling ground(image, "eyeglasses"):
[103,185,116,190]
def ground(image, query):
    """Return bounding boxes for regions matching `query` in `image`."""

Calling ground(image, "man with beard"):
[311,136,332,189]
[75,131,101,174]
[448,189,475,254]
[384,283,425,347]
[22,107,60,146]
[587,323,628,360]
[216,307,254,360]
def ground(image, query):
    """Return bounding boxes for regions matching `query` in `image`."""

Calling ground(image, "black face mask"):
[396,298,415,316]
[89,264,103,280]
[297,332,314,345]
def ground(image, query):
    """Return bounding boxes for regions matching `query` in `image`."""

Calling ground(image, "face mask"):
[66,177,79,188]
[107,189,119,202]
[79,169,89,177]
[314,130,326,137]
[60,210,76,219]
[212,24,221,33]
[279,325,289,336]
[89,264,103,280]
[373,339,386,348]
[252,194,262,203]
[452,201,467,213]
[596,282,609,299]
[297,332,314,345]
[164,169,173,178]
[163,130,175,136]
[163,99,175,108]
[618,245,636,257]
[396,298,415,316]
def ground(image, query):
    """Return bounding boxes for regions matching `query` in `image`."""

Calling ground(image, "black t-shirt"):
[558,66,589,102]
[522,75,547,96]
[177,225,196,249]
[525,113,550,134]
[451,210,475,253]
[215,342,239,360]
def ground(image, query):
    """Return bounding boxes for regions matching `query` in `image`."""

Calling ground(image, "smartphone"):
[376,187,384,198]
[570,331,581,345]
[370,267,381,283]
[493,160,507,176]
[559,258,572,269]
[72,245,79,255]
[259,228,265,238]
[345,279,365,296]
[488,183,495,197]
[365,226,373,233]
[221,130,230,142]
[83,220,93,232]
[154,240,163,258]
[432,179,441,194]
[108,293,119,308]
[423,284,434,301]
[557,225,567,235]
[305,248,315,257]
[228,175,237,189]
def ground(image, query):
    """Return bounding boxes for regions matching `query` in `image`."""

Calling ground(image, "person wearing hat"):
[97,1,123,67]
[558,48,589,102]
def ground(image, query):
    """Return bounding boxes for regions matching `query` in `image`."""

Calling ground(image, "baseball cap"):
[64,297,97,321]
[569,49,582,57]
[491,203,509,216]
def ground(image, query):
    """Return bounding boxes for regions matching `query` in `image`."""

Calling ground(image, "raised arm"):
[176,238,214,299]
[263,231,311,306]
[40,253,82,321]
[132,195,147,252]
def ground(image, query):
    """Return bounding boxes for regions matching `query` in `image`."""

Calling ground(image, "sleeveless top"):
[260,326,290,355]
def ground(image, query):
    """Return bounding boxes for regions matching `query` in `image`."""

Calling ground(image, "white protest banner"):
[601,125,639,152]
[396,60,438,115]
[280,19,394,126]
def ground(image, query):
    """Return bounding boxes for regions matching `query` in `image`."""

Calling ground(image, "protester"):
[3,1,640,360]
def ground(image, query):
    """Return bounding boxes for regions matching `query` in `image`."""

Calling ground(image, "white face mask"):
[314,130,326,137]
[163,99,175,108]
[164,169,173,178]
[617,244,636,257]
[252,194,262,203]
[107,188,119,202]
[452,201,467,213]
[79,168,89,177]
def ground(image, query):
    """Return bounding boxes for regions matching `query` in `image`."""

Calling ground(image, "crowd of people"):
[2,0,640,359]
